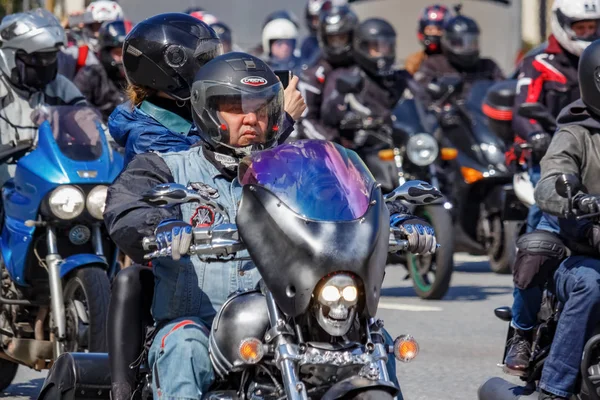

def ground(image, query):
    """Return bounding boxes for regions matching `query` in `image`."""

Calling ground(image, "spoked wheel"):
[63,267,110,353]
[407,205,454,300]
[0,358,18,391]
[484,215,517,275]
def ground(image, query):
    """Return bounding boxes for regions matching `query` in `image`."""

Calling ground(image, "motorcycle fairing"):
[236,184,389,318]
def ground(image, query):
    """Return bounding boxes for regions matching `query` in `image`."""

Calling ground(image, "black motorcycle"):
[426,77,516,274]
[334,75,455,300]
[37,140,444,400]
[479,174,600,400]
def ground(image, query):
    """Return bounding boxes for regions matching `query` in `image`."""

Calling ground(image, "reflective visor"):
[16,50,58,66]
[443,32,479,55]
[238,140,375,221]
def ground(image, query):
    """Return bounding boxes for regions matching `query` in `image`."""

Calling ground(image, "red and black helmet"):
[418,4,452,54]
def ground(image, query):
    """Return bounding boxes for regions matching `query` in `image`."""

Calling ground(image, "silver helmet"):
[0,9,66,84]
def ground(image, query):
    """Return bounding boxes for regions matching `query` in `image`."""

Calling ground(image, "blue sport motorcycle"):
[0,105,123,391]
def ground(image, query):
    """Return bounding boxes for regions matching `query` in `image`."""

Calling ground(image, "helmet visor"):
[443,32,479,55]
[326,32,350,49]
[357,37,395,58]
[192,80,284,149]
[17,49,58,66]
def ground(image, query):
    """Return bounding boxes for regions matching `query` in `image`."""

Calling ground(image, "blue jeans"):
[539,256,600,397]
[149,317,402,400]
[526,165,542,234]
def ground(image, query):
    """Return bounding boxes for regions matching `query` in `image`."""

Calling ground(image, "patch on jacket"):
[190,205,215,228]
[188,182,220,199]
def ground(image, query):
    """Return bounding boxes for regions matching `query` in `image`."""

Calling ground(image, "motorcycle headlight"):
[406,133,439,166]
[480,143,505,165]
[314,274,359,337]
[86,185,108,220]
[48,186,85,220]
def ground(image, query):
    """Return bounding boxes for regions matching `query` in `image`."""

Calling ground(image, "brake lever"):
[576,211,600,221]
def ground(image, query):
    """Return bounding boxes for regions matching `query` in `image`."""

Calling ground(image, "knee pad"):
[513,230,566,290]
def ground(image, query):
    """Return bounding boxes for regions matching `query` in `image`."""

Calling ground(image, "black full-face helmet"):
[317,5,359,65]
[579,39,600,116]
[190,52,284,157]
[353,18,396,77]
[442,14,481,69]
[122,12,223,101]
[98,20,127,80]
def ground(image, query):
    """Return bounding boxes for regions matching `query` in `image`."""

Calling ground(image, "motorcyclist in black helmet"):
[73,19,127,120]
[298,4,359,141]
[321,17,414,146]
[210,21,233,53]
[104,12,223,400]
[414,7,504,100]
[300,0,332,66]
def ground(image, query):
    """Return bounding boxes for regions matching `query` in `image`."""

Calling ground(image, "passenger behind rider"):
[414,7,504,101]
[504,0,600,376]
[297,4,359,141]
[74,20,128,120]
[104,14,306,400]
[0,9,86,184]
[104,50,435,400]
[404,4,453,76]
[522,38,600,400]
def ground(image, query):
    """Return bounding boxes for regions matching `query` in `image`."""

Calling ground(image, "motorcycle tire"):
[407,205,454,300]
[63,267,110,353]
[0,358,18,391]
[488,219,518,275]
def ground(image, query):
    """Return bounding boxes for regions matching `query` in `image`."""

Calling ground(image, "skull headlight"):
[314,274,359,337]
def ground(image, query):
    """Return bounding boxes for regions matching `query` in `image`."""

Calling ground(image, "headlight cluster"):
[48,185,108,220]
[406,133,439,166]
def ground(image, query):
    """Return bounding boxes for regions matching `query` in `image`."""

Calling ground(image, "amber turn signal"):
[460,167,484,184]
[440,147,458,161]
[393,334,419,363]
[378,149,396,161]
[238,337,264,364]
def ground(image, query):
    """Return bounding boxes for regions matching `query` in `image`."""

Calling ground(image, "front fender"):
[59,254,107,278]
[321,376,399,400]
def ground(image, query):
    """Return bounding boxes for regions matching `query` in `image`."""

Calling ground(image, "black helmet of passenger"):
[353,18,396,77]
[318,5,358,66]
[210,22,232,53]
[579,39,600,116]
[190,52,284,156]
[122,13,222,101]
[442,14,481,69]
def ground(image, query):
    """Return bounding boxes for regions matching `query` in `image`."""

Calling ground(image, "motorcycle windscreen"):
[237,140,390,318]
[33,106,104,162]
[238,140,374,221]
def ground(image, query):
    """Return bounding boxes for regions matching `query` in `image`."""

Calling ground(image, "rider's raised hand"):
[283,75,307,121]
[154,219,193,261]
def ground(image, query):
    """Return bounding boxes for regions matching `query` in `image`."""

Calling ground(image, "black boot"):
[538,389,568,400]
[111,382,132,400]
[504,328,532,374]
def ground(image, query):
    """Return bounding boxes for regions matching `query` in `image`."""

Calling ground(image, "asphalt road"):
[1,253,522,400]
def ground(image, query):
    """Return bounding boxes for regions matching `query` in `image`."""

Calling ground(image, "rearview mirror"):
[384,180,444,205]
[336,74,363,95]
[517,103,557,133]
[555,174,581,199]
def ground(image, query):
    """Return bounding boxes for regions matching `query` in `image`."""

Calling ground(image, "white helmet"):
[0,9,66,79]
[85,1,124,24]
[189,11,219,25]
[262,18,298,57]
[551,0,600,56]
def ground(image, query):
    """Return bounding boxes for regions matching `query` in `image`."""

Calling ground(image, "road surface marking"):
[378,302,443,312]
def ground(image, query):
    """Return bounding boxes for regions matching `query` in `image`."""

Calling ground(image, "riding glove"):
[154,219,193,261]
[390,214,437,255]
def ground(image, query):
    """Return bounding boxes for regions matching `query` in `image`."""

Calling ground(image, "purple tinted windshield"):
[238,140,375,221]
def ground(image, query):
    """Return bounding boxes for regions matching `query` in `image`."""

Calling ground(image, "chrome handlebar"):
[142,224,409,260]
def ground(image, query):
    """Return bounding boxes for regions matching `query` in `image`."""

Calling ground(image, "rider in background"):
[300,0,332,66]
[74,20,128,120]
[503,0,600,377]
[261,13,302,71]
[298,5,359,141]
[405,4,452,75]
[0,9,86,184]
[414,7,504,100]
